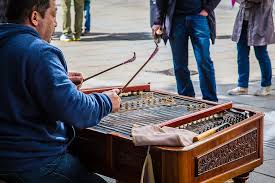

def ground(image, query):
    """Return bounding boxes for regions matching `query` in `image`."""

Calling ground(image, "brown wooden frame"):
[72,84,263,183]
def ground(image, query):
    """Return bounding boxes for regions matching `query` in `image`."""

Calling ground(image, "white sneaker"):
[227,87,248,96]
[60,34,74,42]
[254,86,271,96]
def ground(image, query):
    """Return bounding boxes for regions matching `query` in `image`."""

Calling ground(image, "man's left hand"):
[68,72,83,89]
[199,9,208,17]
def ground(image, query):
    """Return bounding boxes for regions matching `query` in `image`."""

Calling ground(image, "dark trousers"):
[0,153,107,183]
[169,14,218,102]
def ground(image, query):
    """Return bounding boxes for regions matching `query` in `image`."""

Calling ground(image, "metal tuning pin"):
[119,104,125,111]
[125,102,129,110]
[152,98,157,105]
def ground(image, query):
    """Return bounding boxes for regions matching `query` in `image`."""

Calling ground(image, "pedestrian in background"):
[227,0,275,96]
[0,0,7,23]
[83,0,91,35]
[151,0,221,102]
[60,0,84,41]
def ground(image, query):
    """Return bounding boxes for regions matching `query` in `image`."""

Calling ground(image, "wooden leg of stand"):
[232,172,251,183]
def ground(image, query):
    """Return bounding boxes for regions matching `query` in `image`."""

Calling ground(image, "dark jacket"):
[151,0,221,44]
[0,24,112,172]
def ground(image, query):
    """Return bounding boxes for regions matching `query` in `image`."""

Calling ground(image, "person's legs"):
[60,0,74,41]
[74,0,84,40]
[227,22,250,95]
[0,153,107,183]
[169,15,195,97]
[189,15,218,102]
[253,45,272,96]
[254,46,272,87]
[237,22,250,88]
[61,0,72,35]
[84,1,91,32]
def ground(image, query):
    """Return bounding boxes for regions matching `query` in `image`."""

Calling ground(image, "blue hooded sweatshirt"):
[0,24,112,172]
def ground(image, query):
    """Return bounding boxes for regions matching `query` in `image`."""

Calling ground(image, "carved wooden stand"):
[232,172,251,183]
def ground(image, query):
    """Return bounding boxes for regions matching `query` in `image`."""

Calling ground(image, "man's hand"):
[151,24,162,41]
[68,72,83,90]
[103,89,121,113]
[199,9,208,17]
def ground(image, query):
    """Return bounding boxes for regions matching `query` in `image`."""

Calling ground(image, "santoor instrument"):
[72,84,264,183]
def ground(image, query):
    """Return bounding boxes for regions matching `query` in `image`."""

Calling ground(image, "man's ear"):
[30,11,40,26]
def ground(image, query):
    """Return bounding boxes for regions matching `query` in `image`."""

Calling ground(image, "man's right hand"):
[103,89,121,112]
[151,24,162,41]
[68,72,83,90]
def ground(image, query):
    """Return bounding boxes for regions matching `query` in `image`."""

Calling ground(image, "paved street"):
[53,0,275,182]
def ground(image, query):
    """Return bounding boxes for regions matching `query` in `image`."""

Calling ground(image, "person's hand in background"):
[199,9,208,16]
[151,24,162,42]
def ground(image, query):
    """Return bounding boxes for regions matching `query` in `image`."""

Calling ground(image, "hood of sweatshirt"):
[0,23,40,46]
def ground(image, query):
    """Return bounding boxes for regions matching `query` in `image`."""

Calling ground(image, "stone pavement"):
[53,0,275,182]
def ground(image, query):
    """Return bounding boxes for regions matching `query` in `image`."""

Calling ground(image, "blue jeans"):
[84,1,91,32]
[0,153,107,183]
[169,15,218,102]
[237,21,272,88]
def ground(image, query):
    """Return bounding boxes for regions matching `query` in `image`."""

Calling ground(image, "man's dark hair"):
[6,0,50,23]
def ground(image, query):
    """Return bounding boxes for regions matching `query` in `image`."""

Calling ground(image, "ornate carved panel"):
[195,129,258,176]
